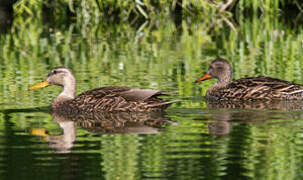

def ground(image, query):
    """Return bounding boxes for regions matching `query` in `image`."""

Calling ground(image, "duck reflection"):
[32,111,175,153]
[206,100,303,136]
[207,111,233,137]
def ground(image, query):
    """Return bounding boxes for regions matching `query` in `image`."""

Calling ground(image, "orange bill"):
[29,80,50,90]
[195,74,212,83]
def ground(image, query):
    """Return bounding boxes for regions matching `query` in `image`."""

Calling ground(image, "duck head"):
[29,67,76,99]
[195,58,233,83]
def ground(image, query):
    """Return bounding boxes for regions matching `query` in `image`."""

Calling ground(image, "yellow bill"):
[29,80,50,90]
[31,128,48,137]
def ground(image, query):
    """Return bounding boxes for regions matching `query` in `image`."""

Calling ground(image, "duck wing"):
[77,86,170,100]
[66,86,176,112]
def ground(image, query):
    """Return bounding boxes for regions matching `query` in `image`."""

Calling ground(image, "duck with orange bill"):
[195,58,303,101]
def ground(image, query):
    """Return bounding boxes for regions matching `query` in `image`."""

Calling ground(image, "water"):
[1,3,303,180]
[1,100,303,179]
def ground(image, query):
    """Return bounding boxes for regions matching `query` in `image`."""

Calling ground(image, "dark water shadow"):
[31,110,176,153]
[206,100,303,136]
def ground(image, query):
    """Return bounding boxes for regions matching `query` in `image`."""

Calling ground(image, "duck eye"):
[53,70,57,74]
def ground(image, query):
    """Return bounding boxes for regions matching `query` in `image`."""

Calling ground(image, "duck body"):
[196,58,303,101]
[53,86,176,113]
[206,76,303,101]
[30,67,177,113]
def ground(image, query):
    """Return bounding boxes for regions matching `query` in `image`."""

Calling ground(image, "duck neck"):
[208,82,228,93]
[59,80,76,99]
[209,72,233,91]
[53,77,76,105]
[217,74,233,86]
[219,68,233,84]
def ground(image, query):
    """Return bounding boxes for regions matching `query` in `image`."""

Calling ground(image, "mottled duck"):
[195,58,303,101]
[29,67,178,112]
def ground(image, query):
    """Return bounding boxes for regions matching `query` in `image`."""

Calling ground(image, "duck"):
[195,58,303,101]
[29,67,178,112]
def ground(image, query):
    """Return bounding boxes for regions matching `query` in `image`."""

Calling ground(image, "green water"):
[0,3,303,180]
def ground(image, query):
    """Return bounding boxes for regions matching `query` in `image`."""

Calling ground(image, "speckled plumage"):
[30,67,177,113]
[53,86,176,113]
[196,58,303,101]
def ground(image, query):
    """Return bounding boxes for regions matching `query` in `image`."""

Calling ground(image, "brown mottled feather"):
[196,58,303,101]
[53,86,177,112]
[209,77,303,100]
